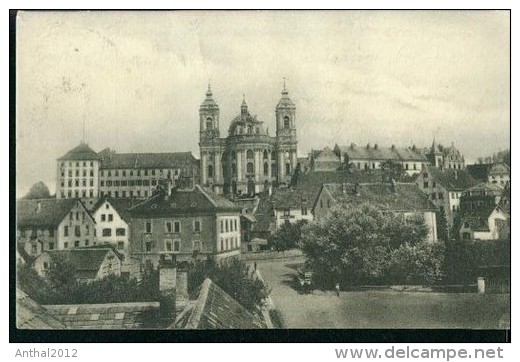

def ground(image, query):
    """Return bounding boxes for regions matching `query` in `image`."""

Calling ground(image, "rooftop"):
[16,289,67,329]
[17,198,77,229]
[57,142,99,161]
[426,166,477,191]
[98,150,197,170]
[41,248,122,273]
[335,144,427,162]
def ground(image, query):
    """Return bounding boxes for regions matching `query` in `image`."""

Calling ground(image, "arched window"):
[247,150,254,159]
[263,163,269,176]
[283,116,290,129]
[271,150,277,160]
[285,163,291,175]
[271,164,277,176]
[263,150,269,159]
[248,126,253,134]
[231,163,237,176]
[247,162,254,174]
[206,117,213,129]
[208,165,214,178]
[231,151,236,160]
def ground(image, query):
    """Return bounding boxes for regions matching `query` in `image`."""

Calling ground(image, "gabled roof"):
[467,162,510,181]
[16,289,67,329]
[58,142,99,161]
[40,248,121,272]
[178,279,266,329]
[318,182,435,212]
[335,144,427,162]
[17,198,77,228]
[98,150,197,170]
[92,197,134,223]
[43,301,160,329]
[426,166,478,191]
[460,205,507,232]
[464,182,504,196]
[130,185,239,217]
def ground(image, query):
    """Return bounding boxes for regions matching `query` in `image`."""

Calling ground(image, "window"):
[165,221,173,233]
[431,193,437,200]
[193,241,201,252]
[225,220,229,232]
[144,170,148,176]
[102,228,112,237]
[283,116,290,128]
[247,162,254,174]
[31,244,37,254]
[74,240,80,247]
[70,212,73,220]
[145,222,152,233]
[263,150,269,159]
[165,239,173,252]
[68,180,72,187]
[220,220,224,232]
[423,172,428,178]
[327,199,331,208]
[438,192,443,199]
[423,181,429,188]
[226,238,229,250]
[152,170,156,176]
[76,212,79,220]
[75,225,81,237]
[283,210,290,217]
[122,170,126,177]
[85,225,90,235]
[206,118,213,129]
[247,150,254,159]
[82,190,86,198]
[115,170,119,177]
[234,219,237,231]
[90,170,94,177]
[64,225,69,237]
[117,241,125,250]
[220,238,224,251]
[68,170,72,177]
[174,221,181,233]
[48,242,54,250]
[462,232,471,240]
[64,242,69,249]
[116,228,125,236]
[90,180,94,187]
[285,163,291,175]
[232,163,237,176]
[89,189,94,197]
[83,170,87,177]
[208,165,214,178]
[453,205,457,211]
[302,207,308,215]
[145,241,152,252]
[432,181,437,188]
[115,191,119,198]
[49,229,54,237]
[85,240,89,246]
[174,240,180,252]
[264,163,269,176]
[193,221,201,233]
[101,214,106,222]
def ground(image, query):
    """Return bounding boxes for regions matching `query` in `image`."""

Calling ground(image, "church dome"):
[228,97,267,136]
[276,82,295,109]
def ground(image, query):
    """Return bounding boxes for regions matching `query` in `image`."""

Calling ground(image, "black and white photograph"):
[12,10,510,338]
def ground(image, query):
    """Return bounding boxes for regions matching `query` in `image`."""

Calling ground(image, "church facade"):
[199,84,298,196]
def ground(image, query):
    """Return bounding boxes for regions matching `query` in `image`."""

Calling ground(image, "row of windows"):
[61,170,95,177]
[144,220,202,234]
[21,228,54,238]
[430,192,444,200]
[63,225,95,237]
[100,169,180,177]
[220,236,239,251]
[220,218,238,233]
[422,181,437,188]
[100,214,114,222]
[101,179,157,187]
[100,190,148,198]
[63,239,93,249]
[208,162,289,178]
[61,179,94,187]
[60,189,95,198]
[143,239,201,253]
[60,161,95,168]
[101,228,126,237]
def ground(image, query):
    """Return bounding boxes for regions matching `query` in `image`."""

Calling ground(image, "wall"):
[94,200,129,253]
[56,159,99,199]
[274,207,313,229]
[57,201,97,250]
[96,251,122,279]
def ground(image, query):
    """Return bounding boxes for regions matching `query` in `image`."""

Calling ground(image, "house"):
[334,143,429,175]
[467,162,510,187]
[129,185,242,267]
[17,198,97,256]
[415,166,477,226]
[459,182,504,212]
[92,198,133,254]
[308,146,341,172]
[313,182,438,242]
[459,205,509,241]
[425,141,466,170]
[270,188,314,229]
[175,278,267,329]
[33,248,123,281]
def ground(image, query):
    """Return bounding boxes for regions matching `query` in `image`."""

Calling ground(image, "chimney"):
[374,144,378,150]
[350,143,355,150]
[366,143,370,150]
[159,259,177,325]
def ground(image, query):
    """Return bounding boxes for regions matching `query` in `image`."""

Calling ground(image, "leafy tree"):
[299,203,430,287]
[380,159,406,182]
[436,210,449,243]
[24,181,51,199]
[268,220,308,251]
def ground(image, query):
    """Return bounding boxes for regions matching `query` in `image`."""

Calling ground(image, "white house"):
[459,205,509,241]
[270,188,314,229]
[92,198,132,254]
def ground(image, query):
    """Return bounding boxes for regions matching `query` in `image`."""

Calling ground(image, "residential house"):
[333,143,429,175]
[308,146,341,172]
[313,182,438,242]
[459,182,504,212]
[415,166,477,226]
[92,198,133,254]
[17,198,96,256]
[270,188,314,229]
[129,185,241,267]
[467,162,510,187]
[425,141,466,170]
[33,248,123,281]
[459,205,509,241]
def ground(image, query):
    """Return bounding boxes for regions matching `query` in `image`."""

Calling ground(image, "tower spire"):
[282,77,288,95]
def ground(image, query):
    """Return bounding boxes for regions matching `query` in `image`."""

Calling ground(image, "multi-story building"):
[467,162,510,187]
[308,147,341,172]
[128,184,241,267]
[415,166,477,226]
[56,144,200,201]
[56,143,101,201]
[17,198,97,256]
[199,83,298,196]
[459,205,509,241]
[312,181,438,242]
[459,182,504,212]
[425,140,466,170]
[333,143,429,175]
[270,188,314,229]
[92,198,132,254]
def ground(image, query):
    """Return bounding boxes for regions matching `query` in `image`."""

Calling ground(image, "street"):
[256,257,510,329]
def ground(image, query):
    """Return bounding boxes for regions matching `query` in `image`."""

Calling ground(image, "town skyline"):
[16,11,510,197]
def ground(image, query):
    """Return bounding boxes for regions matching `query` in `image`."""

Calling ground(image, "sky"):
[16,10,510,197]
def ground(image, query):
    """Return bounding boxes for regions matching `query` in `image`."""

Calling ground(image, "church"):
[199,82,298,195]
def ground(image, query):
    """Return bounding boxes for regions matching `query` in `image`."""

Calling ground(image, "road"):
[256,257,510,329]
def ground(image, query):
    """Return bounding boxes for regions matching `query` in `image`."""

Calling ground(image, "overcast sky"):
[16,10,510,196]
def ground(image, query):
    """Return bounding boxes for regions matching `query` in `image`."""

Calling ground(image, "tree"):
[268,220,308,251]
[24,181,51,199]
[380,159,406,181]
[436,210,449,243]
[299,203,430,287]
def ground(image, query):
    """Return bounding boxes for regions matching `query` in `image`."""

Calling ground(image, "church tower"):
[199,84,224,193]
[275,80,298,186]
